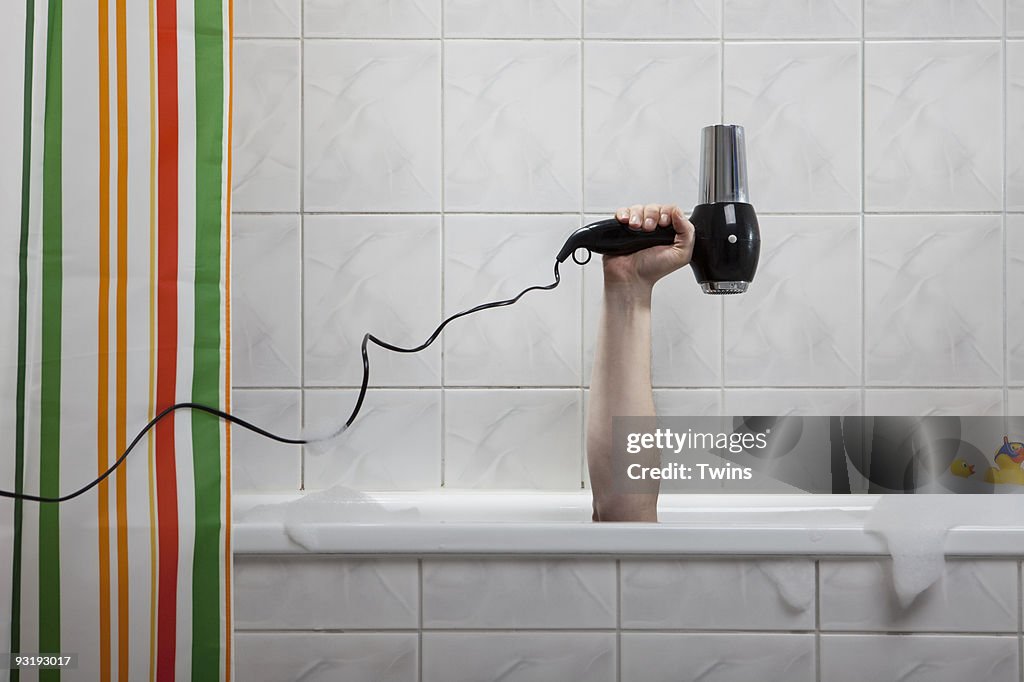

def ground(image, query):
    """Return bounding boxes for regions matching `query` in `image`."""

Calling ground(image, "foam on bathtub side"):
[242,485,421,552]
[757,560,816,613]
[863,496,1022,607]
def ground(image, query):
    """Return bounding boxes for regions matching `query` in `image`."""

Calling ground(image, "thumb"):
[670,206,695,248]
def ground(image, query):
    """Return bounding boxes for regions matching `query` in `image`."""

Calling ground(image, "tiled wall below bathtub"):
[230,0,1024,493]
[233,555,1024,681]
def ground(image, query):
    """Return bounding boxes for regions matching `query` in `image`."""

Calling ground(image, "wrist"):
[603,276,653,309]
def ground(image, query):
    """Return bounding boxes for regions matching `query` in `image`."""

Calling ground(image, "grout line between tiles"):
[860,0,867,416]
[276,384,1011,390]
[616,559,622,682]
[1004,0,1010,420]
[1018,559,1023,682]
[234,626,1024,636]
[298,0,306,491]
[234,35,1014,43]
[233,209,1018,217]
[580,0,587,492]
[440,4,447,490]
[720,0,726,413]
[419,557,424,682]
[815,560,822,682]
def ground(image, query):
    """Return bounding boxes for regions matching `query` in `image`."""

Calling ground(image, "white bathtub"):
[232,491,1024,556]
[232,491,1024,681]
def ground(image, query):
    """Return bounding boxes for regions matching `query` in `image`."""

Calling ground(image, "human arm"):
[586,203,694,522]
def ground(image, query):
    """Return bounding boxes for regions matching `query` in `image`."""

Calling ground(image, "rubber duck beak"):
[968,464,975,475]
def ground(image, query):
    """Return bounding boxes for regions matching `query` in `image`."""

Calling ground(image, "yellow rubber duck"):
[983,437,1024,485]
[949,458,975,478]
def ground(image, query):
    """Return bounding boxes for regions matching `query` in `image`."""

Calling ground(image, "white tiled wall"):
[234,555,1024,681]
[232,0,1024,493]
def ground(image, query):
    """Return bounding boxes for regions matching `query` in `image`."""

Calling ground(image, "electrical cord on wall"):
[0,261,562,503]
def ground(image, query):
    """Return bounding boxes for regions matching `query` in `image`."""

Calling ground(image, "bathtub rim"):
[232,491,1024,557]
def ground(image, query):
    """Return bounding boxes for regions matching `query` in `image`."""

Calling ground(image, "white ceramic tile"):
[621,633,815,682]
[724,389,862,415]
[232,0,296,36]
[235,556,418,629]
[443,215,581,386]
[724,42,861,213]
[864,41,1002,211]
[820,634,1019,682]
[303,389,442,489]
[864,215,1002,386]
[724,216,861,386]
[444,41,580,211]
[1011,1,1024,35]
[303,215,442,387]
[304,40,441,212]
[421,633,616,682]
[865,389,1004,415]
[234,0,301,37]
[232,40,300,212]
[652,388,723,415]
[584,42,720,213]
[236,633,417,682]
[820,559,1017,632]
[1010,216,1024,383]
[621,559,815,630]
[724,0,860,38]
[305,0,441,37]
[232,214,301,386]
[446,0,580,37]
[865,0,1002,37]
[444,389,582,488]
[582,215,722,388]
[1008,43,1024,210]
[1010,388,1024,413]
[422,558,615,628]
[232,390,302,492]
[584,0,720,38]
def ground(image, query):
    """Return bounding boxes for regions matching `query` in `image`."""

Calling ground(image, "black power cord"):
[1,261,562,503]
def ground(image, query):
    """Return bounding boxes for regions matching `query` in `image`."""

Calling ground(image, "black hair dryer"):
[557,124,760,294]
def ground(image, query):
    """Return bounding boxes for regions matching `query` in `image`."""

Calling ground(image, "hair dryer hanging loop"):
[572,247,592,266]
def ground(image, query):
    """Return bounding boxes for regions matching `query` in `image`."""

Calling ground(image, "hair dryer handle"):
[557,218,677,264]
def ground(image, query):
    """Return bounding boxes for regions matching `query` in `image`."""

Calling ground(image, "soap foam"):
[864,496,1023,607]
[300,421,349,456]
[757,560,815,613]
[282,485,420,551]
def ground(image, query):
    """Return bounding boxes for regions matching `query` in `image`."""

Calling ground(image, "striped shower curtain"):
[1,0,233,680]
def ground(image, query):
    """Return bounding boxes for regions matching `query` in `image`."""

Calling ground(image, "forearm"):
[586,279,659,521]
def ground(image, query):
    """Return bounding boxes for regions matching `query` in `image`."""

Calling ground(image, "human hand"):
[602,203,694,289]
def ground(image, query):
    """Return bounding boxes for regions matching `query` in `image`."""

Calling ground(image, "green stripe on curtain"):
[39,1,63,677]
[191,0,224,678]
[10,1,36,679]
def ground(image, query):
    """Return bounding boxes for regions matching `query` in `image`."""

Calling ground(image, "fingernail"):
[644,218,654,229]
[660,213,669,225]
[629,214,640,226]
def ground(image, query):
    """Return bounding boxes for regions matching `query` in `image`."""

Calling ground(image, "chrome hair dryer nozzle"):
[556,124,760,295]
[690,124,760,294]
[699,123,748,204]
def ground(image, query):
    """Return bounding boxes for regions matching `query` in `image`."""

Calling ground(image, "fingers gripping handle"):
[556,218,677,264]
